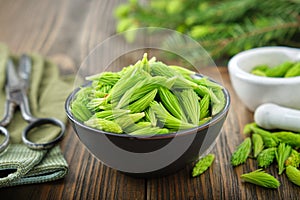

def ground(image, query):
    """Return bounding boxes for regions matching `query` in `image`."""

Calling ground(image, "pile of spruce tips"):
[192,123,300,189]
[71,54,226,136]
[230,122,300,188]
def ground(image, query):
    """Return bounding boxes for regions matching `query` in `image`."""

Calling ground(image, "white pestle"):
[254,103,300,132]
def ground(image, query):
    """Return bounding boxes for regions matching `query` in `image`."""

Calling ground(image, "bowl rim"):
[65,74,230,140]
[228,46,300,84]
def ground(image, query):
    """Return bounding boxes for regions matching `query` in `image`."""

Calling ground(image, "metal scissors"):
[0,55,65,153]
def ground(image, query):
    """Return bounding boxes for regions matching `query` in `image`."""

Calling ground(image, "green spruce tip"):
[175,89,200,125]
[158,87,187,122]
[257,147,277,168]
[150,101,195,130]
[94,109,129,121]
[71,86,93,121]
[275,143,292,175]
[250,64,269,76]
[84,118,123,134]
[273,131,300,149]
[285,63,300,77]
[231,137,252,167]
[129,89,157,113]
[125,121,152,133]
[192,154,215,177]
[252,133,264,158]
[286,166,300,187]
[250,126,279,148]
[243,122,256,134]
[199,94,210,120]
[241,169,280,189]
[211,88,226,116]
[115,112,145,130]
[251,69,267,77]
[285,149,300,168]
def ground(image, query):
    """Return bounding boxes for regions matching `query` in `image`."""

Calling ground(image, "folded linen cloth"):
[0,44,73,187]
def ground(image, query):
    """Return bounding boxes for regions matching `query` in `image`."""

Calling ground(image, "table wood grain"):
[0,0,299,199]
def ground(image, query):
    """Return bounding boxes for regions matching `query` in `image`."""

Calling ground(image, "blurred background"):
[115,0,300,65]
[0,0,299,69]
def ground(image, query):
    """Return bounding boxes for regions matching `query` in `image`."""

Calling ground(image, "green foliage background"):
[114,0,300,61]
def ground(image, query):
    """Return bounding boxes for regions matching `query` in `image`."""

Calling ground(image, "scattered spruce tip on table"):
[231,122,300,188]
[286,165,300,187]
[231,137,252,166]
[257,147,277,168]
[70,53,226,136]
[252,133,264,158]
[192,154,215,177]
[276,143,292,175]
[241,169,280,189]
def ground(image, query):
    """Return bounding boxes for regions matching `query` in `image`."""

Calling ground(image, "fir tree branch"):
[207,21,300,57]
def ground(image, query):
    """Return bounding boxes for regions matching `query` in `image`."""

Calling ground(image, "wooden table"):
[0,0,299,199]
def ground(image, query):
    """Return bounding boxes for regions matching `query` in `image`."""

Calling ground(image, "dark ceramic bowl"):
[65,76,230,178]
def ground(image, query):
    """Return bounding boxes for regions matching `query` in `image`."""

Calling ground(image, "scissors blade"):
[18,54,32,89]
[6,59,22,91]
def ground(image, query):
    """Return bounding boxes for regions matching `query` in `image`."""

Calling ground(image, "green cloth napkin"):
[0,44,73,187]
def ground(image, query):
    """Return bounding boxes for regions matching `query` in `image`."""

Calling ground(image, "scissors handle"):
[0,127,10,153]
[22,118,65,150]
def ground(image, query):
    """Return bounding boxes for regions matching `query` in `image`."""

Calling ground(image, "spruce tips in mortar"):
[70,53,226,136]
